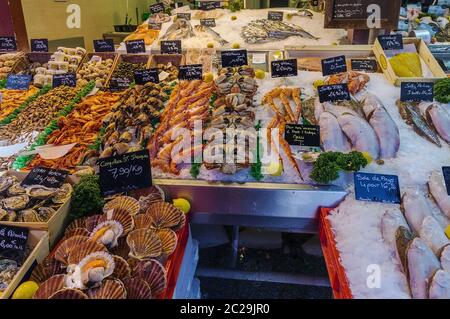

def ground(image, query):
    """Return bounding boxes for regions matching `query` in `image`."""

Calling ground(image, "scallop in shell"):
[90,220,123,249]
[99,208,134,235]
[2,195,29,211]
[49,288,88,299]
[126,229,162,260]
[0,175,18,193]
[7,183,26,196]
[30,258,64,284]
[52,183,73,204]
[64,227,90,239]
[110,237,130,260]
[131,259,167,296]
[37,207,56,222]
[146,202,182,229]
[26,185,56,199]
[67,240,107,265]
[33,274,66,299]
[20,209,39,223]
[173,210,186,232]
[87,279,127,299]
[55,235,90,265]
[138,186,165,213]
[111,255,131,281]
[85,214,103,232]
[123,277,152,299]
[103,196,140,216]
[133,213,153,230]
[155,228,178,257]
[65,218,87,234]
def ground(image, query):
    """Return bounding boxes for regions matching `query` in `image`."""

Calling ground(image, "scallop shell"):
[145,202,182,229]
[132,259,167,296]
[111,255,131,281]
[110,237,130,260]
[7,183,26,196]
[85,215,103,232]
[33,274,66,299]
[90,220,123,248]
[2,195,29,211]
[138,186,165,213]
[103,196,140,216]
[64,227,90,239]
[126,229,162,260]
[52,183,73,204]
[67,251,115,289]
[123,277,152,299]
[26,185,56,199]
[127,257,140,273]
[30,258,64,284]
[54,235,90,265]
[155,229,178,257]
[67,240,107,265]
[87,279,127,299]
[173,210,186,232]
[133,213,153,230]
[65,218,86,234]
[99,208,134,235]
[49,288,88,299]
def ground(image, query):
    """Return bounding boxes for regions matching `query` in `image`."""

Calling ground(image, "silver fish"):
[194,25,228,46]
[428,170,450,218]
[318,112,351,152]
[419,101,450,144]
[440,245,450,272]
[401,187,433,235]
[429,270,450,299]
[419,215,449,256]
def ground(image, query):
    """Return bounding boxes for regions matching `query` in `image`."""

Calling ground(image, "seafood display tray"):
[1,230,49,299]
[318,207,352,299]
[0,171,73,246]
[155,179,347,233]
[374,38,447,86]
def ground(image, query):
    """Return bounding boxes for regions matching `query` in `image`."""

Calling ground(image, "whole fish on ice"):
[318,112,351,152]
[428,170,450,218]
[440,245,450,272]
[429,270,450,299]
[419,215,450,255]
[418,101,450,144]
[401,188,433,234]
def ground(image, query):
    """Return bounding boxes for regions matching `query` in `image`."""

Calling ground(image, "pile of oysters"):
[0,175,73,223]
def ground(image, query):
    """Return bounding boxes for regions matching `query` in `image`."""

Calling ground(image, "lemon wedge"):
[173,198,191,214]
[255,70,265,80]
[12,281,39,299]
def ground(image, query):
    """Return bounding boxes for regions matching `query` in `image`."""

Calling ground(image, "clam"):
[37,207,56,222]
[2,195,29,211]
[20,209,40,223]
[55,235,91,265]
[66,240,108,265]
[119,131,133,143]
[0,176,18,194]
[7,183,26,196]
[100,147,114,158]
[26,185,56,199]
[145,202,183,230]
[52,183,73,204]
[99,208,135,235]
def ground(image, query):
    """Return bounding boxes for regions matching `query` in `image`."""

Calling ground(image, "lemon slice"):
[255,69,265,80]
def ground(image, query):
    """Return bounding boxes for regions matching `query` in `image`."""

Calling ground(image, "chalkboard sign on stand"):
[0,225,29,264]
[31,39,49,53]
[93,39,115,52]
[0,37,17,52]
[221,50,248,68]
[400,82,434,102]
[6,75,31,90]
[179,64,203,80]
[321,55,347,76]
[126,40,146,54]
[271,59,298,78]
[21,167,69,188]
[354,172,401,204]
[161,40,182,55]
[135,69,159,85]
[52,73,77,88]
[284,124,321,149]
[318,84,351,103]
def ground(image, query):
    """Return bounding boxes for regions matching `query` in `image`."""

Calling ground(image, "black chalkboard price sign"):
[161,40,182,54]
[177,13,191,20]
[284,124,321,148]
[400,82,434,102]
[378,34,403,50]
[6,75,31,90]
[271,59,298,78]
[98,149,153,196]
[179,64,203,80]
[268,11,284,21]
[354,172,401,204]
[199,1,221,10]
[221,50,248,68]
[149,2,165,14]
[442,167,450,196]
[351,59,378,72]
[21,167,69,188]
[321,55,347,76]
[148,22,162,30]
[31,39,49,52]
[109,77,132,91]
[0,36,17,52]
[0,225,29,264]
[200,18,216,27]
[126,39,146,54]
[134,69,159,85]
[93,39,115,52]
[318,84,351,103]
[52,73,77,88]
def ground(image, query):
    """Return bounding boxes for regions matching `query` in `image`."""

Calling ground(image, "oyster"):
[0,176,18,194]
[0,208,8,221]
[2,195,29,211]
[20,209,40,223]
[26,185,56,199]
[37,207,56,222]
[7,183,26,196]
[52,183,73,204]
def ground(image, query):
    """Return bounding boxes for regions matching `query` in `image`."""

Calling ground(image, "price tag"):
[0,225,29,264]
[177,13,191,20]
[134,69,159,85]
[321,55,347,76]
[179,64,203,80]
[284,124,320,149]
[6,75,31,90]
[200,18,216,27]
[268,11,284,21]
[351,59,378,72]
[109,77,132,91]
[149,3,165,13]
[442,167,450,196]
[161,40,182,54]
[126,39,146,54]
[200,1,221,10]
[0,37,17,52]
[318,84,351,103]
[400,82,434,102]
[98,149,153,196]
[221,50,248,68]
[378,34,403,50]
[93,39,115,52]
[354,172,401,204]
[271,59,298,78]
[53,73,77,88]
[31,39,49,52]
[21,167,69,188]
[148,22,162,30]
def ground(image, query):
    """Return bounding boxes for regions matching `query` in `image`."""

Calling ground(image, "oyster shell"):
[2,195,29,211]
[26,185,56,199]
[20,209,39,223]
[126,229,162,260]
[7,183,26,196]
[0,176,18,193]
[52,183,73,204]
[90,220,124,249]
[0,208,8,221]
[87,278,126,299]
[37,207,56,222]
[123,277,152,299]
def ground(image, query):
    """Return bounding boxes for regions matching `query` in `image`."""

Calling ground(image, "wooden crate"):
[373,38,447,86]
[0,171,74,247]
[0,52,25,80]
[108,53,151,90]
[147,54,184,68]
[285,44,378,73]
[79,52,119,88]
[12,52,53,75]
[1,230,49,299]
